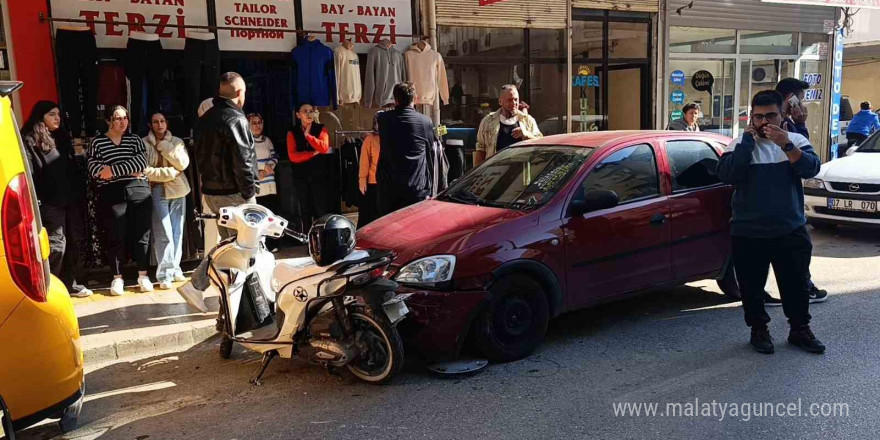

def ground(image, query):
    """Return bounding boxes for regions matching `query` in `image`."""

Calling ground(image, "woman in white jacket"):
[144,112,191,290]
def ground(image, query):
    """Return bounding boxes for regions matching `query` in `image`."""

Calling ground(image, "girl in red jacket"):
[287,102,333,231]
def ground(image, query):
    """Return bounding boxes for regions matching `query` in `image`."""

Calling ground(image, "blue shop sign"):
[671,90,686,105]
[671,70,686,86]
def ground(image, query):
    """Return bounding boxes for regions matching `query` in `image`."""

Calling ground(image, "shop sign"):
[763,0,880,11]
[803,73,823,87]
[691,70,714,92]
[215,1,297,52]
[804,89,824,101]
[302,0,414,53]
[670,90,686,105]
[670,70,686,86]
[49,0,209,50]
[829,29,844,159]
[573,66,600,88]
[671,110,684,121]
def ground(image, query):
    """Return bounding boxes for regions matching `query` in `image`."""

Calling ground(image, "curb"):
[83,320,219,366]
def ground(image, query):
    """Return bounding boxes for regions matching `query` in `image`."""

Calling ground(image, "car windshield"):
[439,146,592,210]
[856,133,880,153]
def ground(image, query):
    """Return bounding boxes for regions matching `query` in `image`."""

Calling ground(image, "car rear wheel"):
[475,275,549,362]
[717,262,741,300]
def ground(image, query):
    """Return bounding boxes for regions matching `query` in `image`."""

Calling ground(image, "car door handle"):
[650,213,667,227]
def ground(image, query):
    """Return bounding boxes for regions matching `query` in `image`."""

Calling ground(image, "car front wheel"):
[474,274,549,362]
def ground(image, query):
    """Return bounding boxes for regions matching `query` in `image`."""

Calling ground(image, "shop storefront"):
[661,0,840,160]
[435,0,659,138]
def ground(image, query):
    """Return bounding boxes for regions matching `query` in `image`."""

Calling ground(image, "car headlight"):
[394,255,456,286]
[803,178,825,190]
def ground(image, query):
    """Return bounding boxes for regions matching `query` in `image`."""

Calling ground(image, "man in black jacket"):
[376,82,435,216]
[195,72,258,238]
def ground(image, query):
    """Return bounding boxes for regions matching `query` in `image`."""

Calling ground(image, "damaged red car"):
[356,131,739,362]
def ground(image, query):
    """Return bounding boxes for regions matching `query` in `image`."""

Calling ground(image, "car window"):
[581,144,659,203]
[666,140,722,191]
[855,132,880,153]
[440,146,593,210]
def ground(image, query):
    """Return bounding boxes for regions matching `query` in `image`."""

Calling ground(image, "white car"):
[804,133,880,229]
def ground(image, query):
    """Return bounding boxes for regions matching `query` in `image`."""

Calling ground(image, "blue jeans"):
[152,185,186,283]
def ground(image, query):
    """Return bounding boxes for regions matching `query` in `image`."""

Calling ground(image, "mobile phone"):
[788,95,801,112]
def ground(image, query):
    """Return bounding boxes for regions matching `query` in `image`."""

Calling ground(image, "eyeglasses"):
[751,112,780,122]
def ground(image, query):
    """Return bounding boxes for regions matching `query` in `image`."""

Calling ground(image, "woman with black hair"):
[87,105,153,296]
[21,101,92,298]
[286,102,333,230]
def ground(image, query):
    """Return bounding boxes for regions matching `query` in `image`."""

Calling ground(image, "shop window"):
[609,22,648,59]
[441,63,526,127]
[740,31,797,55]
[669,27,735,54]
[801,33,830,57]
[530,63,568,135]
[438,26,524,58]
[800,59,829,155]
[572,21,604,59]
[530,29,565,59]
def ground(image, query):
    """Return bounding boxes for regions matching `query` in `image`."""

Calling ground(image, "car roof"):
[516,130,733,150]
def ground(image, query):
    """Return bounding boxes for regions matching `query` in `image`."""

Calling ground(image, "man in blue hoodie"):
[845,101,880,147]
[718,90,825,355]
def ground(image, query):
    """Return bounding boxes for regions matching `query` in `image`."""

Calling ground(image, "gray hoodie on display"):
[364,44,407,108]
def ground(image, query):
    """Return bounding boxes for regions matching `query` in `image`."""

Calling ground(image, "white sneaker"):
[70,288,93,298]
[159,280,174,290]
[110,278,125,296]
[138,276,154,292]
[173,273,187,282]
[177,281,209,313]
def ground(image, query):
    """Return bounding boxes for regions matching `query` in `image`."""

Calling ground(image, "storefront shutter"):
[572,0,659,13]
[667,0,835,34]
[435,0,567,29]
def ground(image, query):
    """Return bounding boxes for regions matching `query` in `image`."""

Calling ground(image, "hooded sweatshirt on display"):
[364,44,407,108]
[334,43,362,105]
[404,42,449,106]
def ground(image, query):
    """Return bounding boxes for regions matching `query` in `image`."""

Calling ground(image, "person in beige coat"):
[474,84,542,166]
[143,112,191,290]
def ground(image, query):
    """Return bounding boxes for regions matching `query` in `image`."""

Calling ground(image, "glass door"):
[667,59,735,135]
[738,58,795,135]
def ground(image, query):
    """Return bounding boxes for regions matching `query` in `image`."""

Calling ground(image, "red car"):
[357,131,739,362]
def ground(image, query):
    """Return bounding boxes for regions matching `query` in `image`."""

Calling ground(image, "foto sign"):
[49,0,209,50]
[216,0,297,52]
[829,29,844,159]
[301,0,413,53]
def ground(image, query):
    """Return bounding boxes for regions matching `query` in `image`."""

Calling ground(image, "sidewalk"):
[74,246,310,366]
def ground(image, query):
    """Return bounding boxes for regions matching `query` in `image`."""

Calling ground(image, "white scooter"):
[182,205,408,385]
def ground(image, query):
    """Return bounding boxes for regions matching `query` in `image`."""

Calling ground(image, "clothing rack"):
[38,12,429,39]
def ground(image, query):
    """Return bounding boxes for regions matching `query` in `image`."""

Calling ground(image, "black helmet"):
[308,214,356,266]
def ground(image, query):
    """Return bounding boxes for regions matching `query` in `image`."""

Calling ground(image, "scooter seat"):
[272,250,373,291]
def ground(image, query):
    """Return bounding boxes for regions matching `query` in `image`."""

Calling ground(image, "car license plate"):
[827,198,879,212]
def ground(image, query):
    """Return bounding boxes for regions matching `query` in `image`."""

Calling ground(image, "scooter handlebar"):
[284,228,309,244]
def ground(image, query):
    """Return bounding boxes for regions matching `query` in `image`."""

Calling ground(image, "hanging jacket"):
[404,42,449,106]
[143,130,191,199]
[334,44,362,105]
[340,138,362,207]
[364,44,407,108]
[426,135,449,197]
[291,39,337,109]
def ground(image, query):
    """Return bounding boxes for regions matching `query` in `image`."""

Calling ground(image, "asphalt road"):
[16,227,880,440]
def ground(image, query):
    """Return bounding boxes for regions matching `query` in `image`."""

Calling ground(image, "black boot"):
[788,325,826,354]
[750,328,774,354]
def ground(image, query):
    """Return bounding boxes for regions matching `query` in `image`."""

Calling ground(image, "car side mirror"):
[570,189,619,216]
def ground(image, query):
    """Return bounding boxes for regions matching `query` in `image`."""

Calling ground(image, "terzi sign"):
[301,0,413,53]
[49,0,209,50]
[762,0,880,10]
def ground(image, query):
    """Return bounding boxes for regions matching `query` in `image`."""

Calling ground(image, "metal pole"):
[566,0,573,133]
[427,0,440,126]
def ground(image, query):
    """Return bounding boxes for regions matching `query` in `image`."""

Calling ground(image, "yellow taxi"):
[0,82,84,437]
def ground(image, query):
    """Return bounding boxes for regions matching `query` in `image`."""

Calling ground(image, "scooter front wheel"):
[346,312,404,384]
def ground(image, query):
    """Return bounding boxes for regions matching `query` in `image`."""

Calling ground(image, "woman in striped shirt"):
[87,105,154,296]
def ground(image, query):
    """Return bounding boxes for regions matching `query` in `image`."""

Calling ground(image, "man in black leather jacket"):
[195,72,258,238]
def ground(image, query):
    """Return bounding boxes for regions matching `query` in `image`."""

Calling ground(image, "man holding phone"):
[474,85,542,166]
[717,90,825,355]
[773,78,830,306]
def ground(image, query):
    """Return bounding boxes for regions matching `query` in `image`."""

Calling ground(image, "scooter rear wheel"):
[346,313,404,384]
